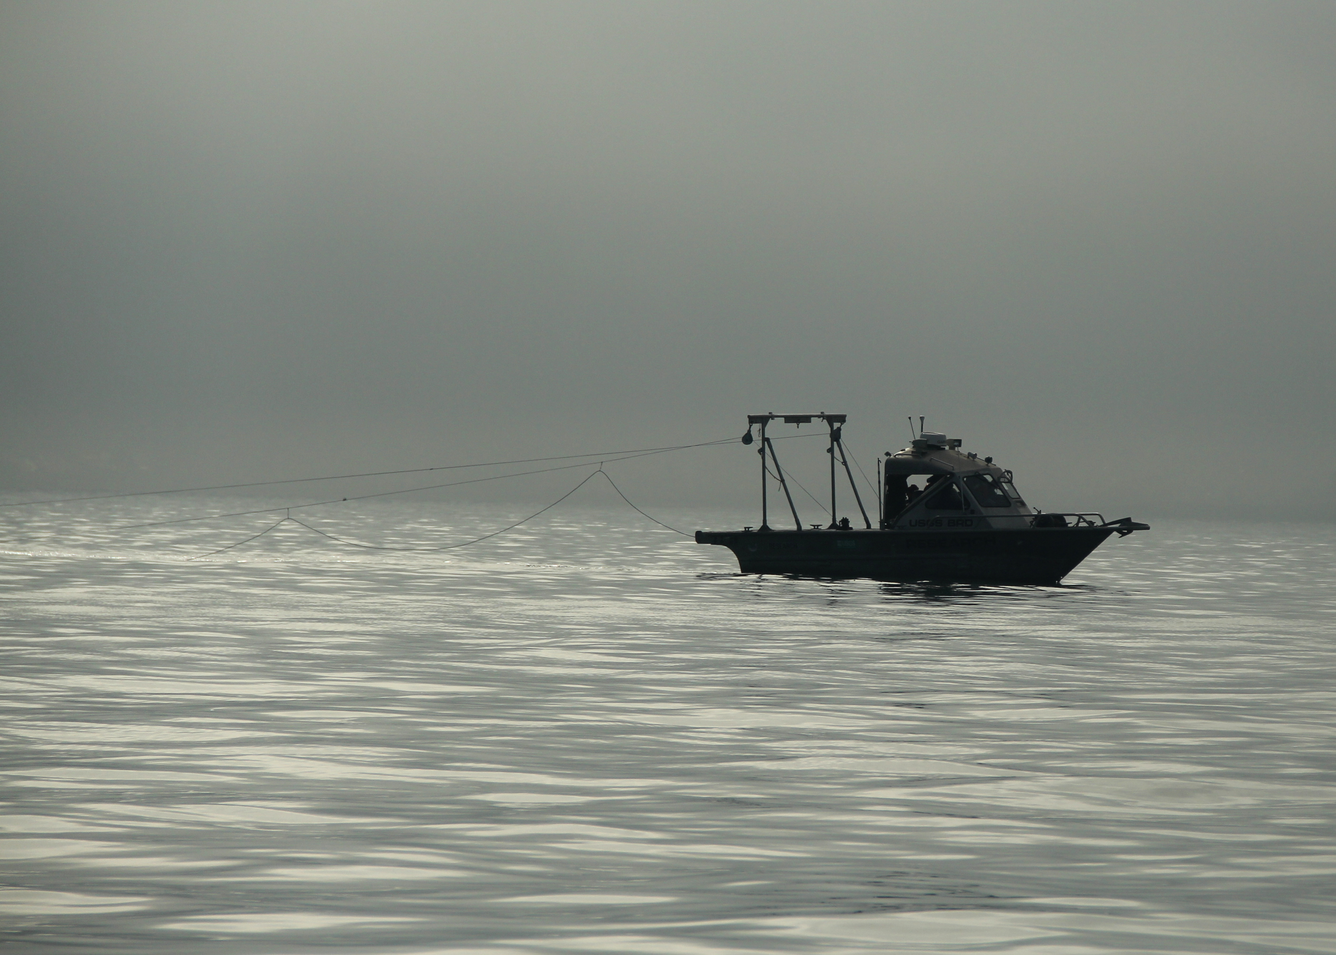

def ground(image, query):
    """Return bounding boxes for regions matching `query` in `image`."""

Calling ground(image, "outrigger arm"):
[764,436,803,531]
[833,432,871,528]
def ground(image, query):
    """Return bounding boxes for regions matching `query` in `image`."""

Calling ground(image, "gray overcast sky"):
[2,1,1334,519]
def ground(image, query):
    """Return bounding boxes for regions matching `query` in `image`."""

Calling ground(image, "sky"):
[3,1,1334,521]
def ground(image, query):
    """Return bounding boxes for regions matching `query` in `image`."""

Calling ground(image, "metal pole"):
[828,420,837,529]
[836,440,871,528]
[877,457,883,528]
[765,437,803,531]
[759,419,769,530]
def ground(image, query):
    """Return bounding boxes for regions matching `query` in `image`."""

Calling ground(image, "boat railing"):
[1031,512,1106,528]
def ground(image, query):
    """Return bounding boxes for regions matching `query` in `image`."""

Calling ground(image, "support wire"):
[189,467,690,560]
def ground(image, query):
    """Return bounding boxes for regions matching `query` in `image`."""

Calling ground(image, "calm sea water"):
[2,495,1334,954]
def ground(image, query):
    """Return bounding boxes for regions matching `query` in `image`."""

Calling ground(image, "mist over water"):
[4,3,1336,516]
[3,499,1334,953]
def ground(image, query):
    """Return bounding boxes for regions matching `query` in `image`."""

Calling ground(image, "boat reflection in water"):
[695,413,1148,585]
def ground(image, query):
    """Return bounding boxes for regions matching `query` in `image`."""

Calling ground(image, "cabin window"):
[922,479,965,511]
[963,473,1012,508]
[1000,481,1025,506]
[885,474,934,514]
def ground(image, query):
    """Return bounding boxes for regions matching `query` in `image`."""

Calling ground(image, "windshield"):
[963,473,1011,508]
[922,478,965,511]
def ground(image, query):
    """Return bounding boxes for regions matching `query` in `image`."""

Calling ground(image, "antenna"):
[919,415,925,436]
[907,416,915,439]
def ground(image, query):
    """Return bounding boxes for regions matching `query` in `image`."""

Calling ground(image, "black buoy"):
[741,429,754,445]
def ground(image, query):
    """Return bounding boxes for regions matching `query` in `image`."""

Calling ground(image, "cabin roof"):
[883,445,998,476]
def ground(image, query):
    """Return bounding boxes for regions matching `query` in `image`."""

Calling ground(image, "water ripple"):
[1,502,1334,952]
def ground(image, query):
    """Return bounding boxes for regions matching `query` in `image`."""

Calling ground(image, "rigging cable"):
[4,432,822,511]
[2,429,823,555]
[128,459,625,529]
[116,432,824,530]
[764,463,829,518]
[0,437,743,509]
[119,441,726,529]
[190,515,290,560]
[189,467,689,560]
[838,438,881,499]
[597,469,690,537]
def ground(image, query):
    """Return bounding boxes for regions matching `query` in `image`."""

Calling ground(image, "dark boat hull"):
[694,527,1118,585]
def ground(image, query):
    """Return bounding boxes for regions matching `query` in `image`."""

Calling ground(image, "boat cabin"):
[882,431,1034,531]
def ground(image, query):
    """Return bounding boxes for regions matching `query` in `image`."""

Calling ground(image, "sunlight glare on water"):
[1,497,1334,953]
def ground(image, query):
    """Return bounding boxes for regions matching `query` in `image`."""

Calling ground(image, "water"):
[2,496,1334,954]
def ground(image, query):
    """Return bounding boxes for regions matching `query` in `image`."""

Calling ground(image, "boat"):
[694,413,1148,585]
